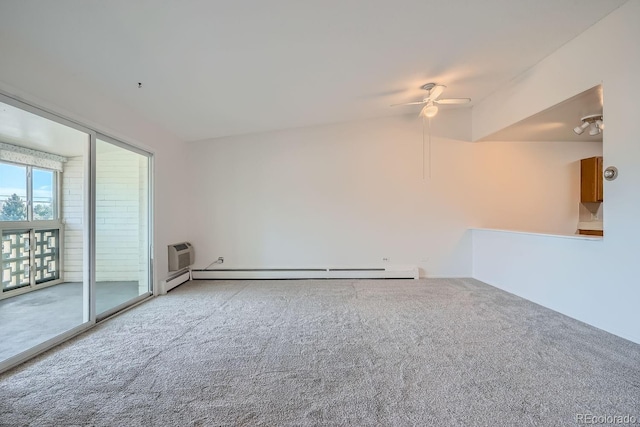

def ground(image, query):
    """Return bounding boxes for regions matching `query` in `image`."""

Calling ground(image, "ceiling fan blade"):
[391,101,426,107]
[426,84,445,101]
[435,98,471,105]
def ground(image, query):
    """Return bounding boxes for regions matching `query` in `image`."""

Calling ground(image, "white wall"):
[187,111,604,278]
[471,1,640,343]
[61,156,83,282]
[95,145,148,290]
[187,112,476,277]
[471,140,603,235]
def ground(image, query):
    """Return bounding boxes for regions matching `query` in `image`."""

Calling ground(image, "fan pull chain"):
[422,116,425,180]
[428,117,432,179]
[421,116,432,180]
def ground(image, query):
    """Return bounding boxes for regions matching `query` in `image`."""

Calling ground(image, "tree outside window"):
[0,162,56,222]
[34,203,52,220]
[0,193,27,221]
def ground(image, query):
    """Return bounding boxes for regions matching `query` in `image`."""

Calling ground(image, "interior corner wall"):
[470,1,640,344]
[187,112,475,277]
[470,140,603,235]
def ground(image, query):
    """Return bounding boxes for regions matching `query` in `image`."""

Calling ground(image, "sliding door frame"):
[94,133,154,321]
[0,91,155,374]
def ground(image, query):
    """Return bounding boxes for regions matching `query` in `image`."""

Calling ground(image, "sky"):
[0,162,53,201]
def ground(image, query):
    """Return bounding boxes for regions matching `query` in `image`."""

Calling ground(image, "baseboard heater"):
[191,266,419,280]
[161,269,191,293]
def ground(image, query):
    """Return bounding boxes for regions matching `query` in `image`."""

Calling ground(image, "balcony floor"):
[0,281,140,362]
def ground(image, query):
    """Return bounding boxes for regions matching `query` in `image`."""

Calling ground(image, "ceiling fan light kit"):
[391,83,471,118]
[422,102,439,118]
[574,114,603,136]
[390,82,471,180]
[389,82,470,180]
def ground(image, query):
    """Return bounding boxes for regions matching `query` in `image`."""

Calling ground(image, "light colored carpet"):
[0,278,638,426]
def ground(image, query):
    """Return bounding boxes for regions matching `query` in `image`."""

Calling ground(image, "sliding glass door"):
[0,97,91,365]
[0,93,153,372]
[95,137,151,318]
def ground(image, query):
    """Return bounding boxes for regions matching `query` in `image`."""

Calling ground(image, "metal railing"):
[1,228,61,293]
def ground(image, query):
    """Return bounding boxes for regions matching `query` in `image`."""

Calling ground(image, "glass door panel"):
[0,97,90,365]
[95,138,150,316]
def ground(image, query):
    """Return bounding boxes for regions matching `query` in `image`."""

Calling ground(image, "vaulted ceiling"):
[481,85,604,142]
[0,0,627,142]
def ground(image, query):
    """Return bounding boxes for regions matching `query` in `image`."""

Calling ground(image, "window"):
[0,163,27,221]
[1,161,61,292]
[0,162,58,222]
[33,168,55,220]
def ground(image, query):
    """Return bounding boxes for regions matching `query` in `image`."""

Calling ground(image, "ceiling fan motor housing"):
[420,83,437,91]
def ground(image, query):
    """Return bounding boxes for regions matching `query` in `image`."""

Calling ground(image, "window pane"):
[33,168,55,220]
[0,163,27,221]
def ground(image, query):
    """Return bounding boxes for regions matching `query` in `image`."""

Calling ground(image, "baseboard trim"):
[161,269,191,293]
[191,266,419,280]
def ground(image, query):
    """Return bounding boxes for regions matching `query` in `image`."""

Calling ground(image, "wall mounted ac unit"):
[168,242,194,271]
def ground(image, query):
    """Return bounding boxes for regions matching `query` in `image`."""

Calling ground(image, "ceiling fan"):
[391,83,471,118]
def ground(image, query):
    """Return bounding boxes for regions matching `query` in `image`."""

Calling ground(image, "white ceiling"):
[481,85,604,142]
[0,101,88,157]
[0,0,627,142]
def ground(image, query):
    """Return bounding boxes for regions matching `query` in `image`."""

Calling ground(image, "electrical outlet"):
[382,257,390,262]
[218,257,224,263]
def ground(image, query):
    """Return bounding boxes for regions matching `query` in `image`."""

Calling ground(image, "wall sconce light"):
[574,114,604,136]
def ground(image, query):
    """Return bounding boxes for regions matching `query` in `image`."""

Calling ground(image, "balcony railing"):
[1,228,60,293]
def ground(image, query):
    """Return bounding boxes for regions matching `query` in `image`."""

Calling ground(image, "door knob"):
[603,166,618,181]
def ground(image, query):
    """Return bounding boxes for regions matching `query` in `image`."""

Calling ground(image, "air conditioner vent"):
[168,242,194,271]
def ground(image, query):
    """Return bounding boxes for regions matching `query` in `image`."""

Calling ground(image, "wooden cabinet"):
[578,229,603,237]
[580,156,603,203]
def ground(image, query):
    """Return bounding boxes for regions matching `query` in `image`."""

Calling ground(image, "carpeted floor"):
[0,278,638,426]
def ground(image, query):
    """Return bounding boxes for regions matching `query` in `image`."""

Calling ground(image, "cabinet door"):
[581,156,603,203]
[596,156,603,202]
